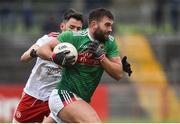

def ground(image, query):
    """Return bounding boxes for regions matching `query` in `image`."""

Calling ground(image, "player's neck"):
[88,28,95,41]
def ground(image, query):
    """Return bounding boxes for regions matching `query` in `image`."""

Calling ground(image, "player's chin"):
[104,35,109,40]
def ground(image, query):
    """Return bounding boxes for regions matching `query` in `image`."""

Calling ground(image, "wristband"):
[30,49,37,58]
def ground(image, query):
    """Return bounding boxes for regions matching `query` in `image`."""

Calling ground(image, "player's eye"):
[105,23,111,27]
[69,25,75,30]
[77,27,82,31]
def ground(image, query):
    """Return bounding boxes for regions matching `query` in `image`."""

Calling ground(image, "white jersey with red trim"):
[24,32,61,101]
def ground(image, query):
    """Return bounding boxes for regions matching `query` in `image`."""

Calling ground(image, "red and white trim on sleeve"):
[48,32,60,38]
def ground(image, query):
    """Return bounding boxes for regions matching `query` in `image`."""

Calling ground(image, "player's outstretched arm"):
[36,38,59,61]
[88,40,123,80]
[101,56,123,81]
[20,44,39,62]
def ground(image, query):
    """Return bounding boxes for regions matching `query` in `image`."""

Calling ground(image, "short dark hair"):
[88,8,114,24]
[63,9,83,23]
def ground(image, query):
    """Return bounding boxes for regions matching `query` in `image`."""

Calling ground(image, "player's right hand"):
[52,50,76,67]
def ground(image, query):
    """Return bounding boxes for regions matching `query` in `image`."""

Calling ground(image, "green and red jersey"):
[56,29,119,102]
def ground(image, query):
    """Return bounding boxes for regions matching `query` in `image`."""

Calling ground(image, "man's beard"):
[94,28,109,42]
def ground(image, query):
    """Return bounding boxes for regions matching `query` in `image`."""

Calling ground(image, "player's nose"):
[108,27,112,32]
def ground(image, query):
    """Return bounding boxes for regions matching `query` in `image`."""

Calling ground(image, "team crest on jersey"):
[15,110,22,118]
[77,52,100,66]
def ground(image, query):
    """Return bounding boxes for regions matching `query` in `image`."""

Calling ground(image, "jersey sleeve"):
[106,38,120,58]
[35,35,53,46]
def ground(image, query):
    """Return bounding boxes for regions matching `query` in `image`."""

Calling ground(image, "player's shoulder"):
[35,34,49,44]
[60,29,88,37]
[38,32,59,40]
[47,32,60,38]
[72,29,88,37]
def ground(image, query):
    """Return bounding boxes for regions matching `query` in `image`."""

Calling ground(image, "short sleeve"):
[35,35,53,46]
[106,38,120,58]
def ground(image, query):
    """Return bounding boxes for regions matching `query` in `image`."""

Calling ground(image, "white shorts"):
[49,89,82,122]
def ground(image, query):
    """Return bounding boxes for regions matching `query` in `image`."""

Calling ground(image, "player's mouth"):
[104,33,110,38]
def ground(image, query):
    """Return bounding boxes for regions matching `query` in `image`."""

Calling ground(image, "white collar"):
[87,28,94,41]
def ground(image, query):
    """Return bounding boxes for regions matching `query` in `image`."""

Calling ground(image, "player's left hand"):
[121,56,132,76]
[52,50,76,67]
[88,40,105,61]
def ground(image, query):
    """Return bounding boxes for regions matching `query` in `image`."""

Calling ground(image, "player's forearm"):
[36,44,53,61]
[100,57,123,80]
[20,51,33,62]
[37,39,59,61]
[20,44,39,62]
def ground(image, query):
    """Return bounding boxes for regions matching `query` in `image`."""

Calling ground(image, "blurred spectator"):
[169,0,179,32]
[42,0,73,34]
[42,16,59,33]
[22,0,33,31]
[0,1,12,31]
[84,0,110,12]
[154,0,179,32]
[56,0,73,23]
[83,0,110,28]
[154,0,166,30]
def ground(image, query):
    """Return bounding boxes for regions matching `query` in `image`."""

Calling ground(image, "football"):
[53,42,78,65]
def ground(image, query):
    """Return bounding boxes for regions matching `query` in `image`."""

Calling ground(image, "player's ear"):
[60,23,65,31]
[90,20,97,29]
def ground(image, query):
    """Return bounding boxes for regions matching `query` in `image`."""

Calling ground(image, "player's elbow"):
[20,57,27,62]
[116,74,123,81]
[20,55,30,62]
[114,71,123,81]
[20,55,26,62]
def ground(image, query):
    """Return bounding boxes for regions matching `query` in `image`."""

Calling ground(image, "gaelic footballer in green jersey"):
[37,8,123,123]
[56,29,119,102]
